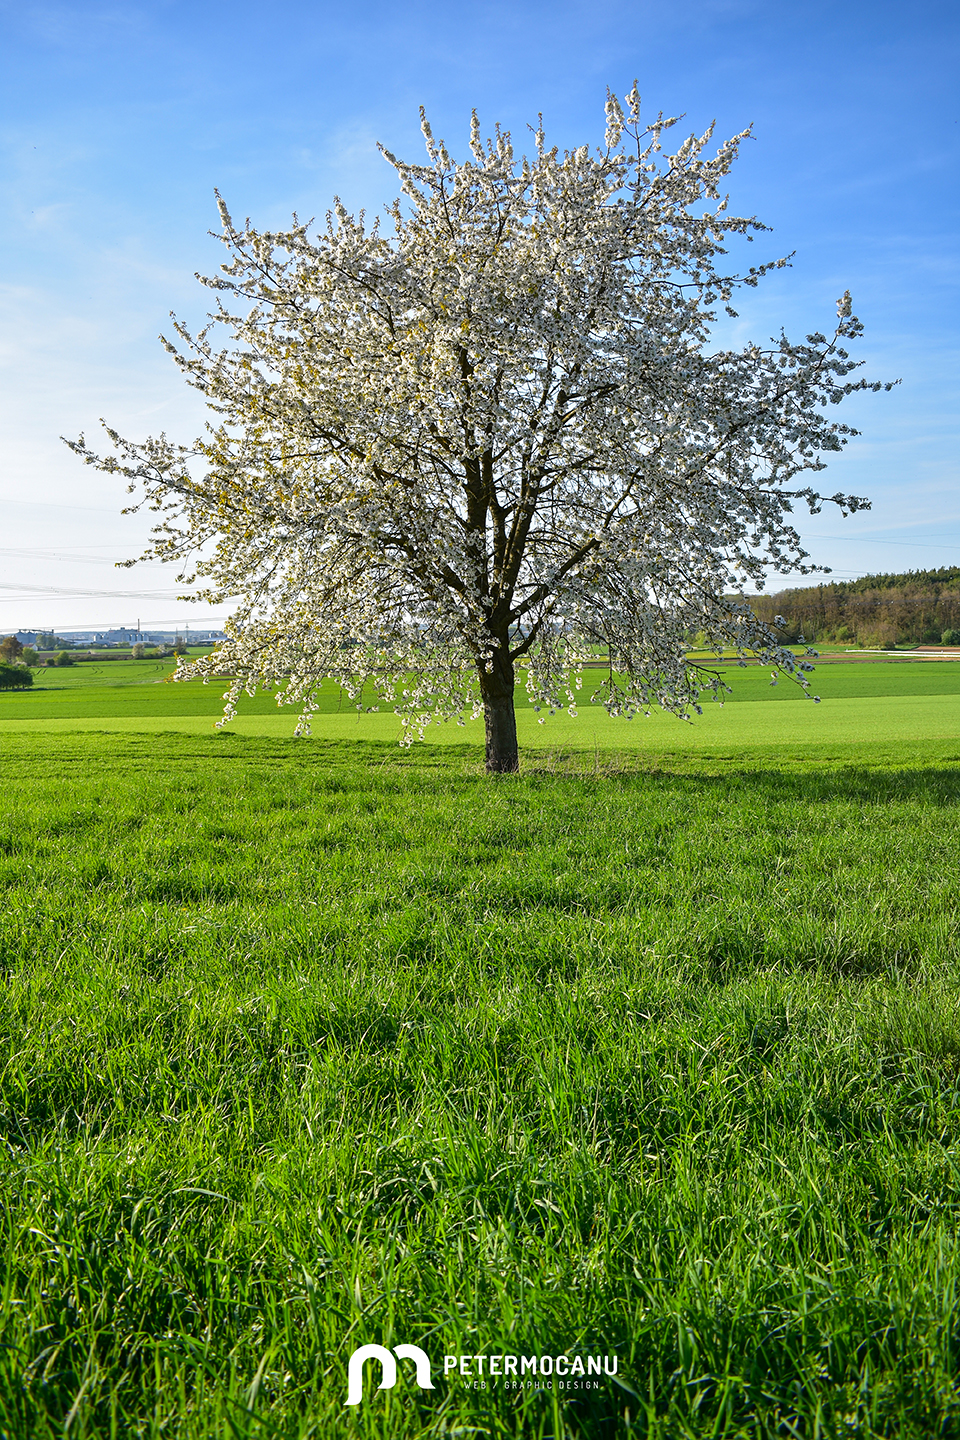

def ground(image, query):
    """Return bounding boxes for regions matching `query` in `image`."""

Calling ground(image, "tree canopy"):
[69,89,890,770]
[0,664,33,690]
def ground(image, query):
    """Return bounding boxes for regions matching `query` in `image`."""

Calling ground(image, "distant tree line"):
[751,568,960,647]
[0,635,187,672]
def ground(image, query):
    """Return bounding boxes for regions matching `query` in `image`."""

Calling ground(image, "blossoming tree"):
[69,89,889,772]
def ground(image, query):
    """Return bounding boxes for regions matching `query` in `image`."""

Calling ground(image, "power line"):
[0,547,168,565]
[0,498,125,515]
[1,618,231,631]
[800,534,960,553]
[0,584,193,601]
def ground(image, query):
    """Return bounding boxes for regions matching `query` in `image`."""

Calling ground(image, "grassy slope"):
[9,656,960,705]
[2,732,960,1438]
[1,660,958,756]
[2,695,960,754]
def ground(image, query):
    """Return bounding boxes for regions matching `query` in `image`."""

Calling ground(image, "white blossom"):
[66,93,893,771]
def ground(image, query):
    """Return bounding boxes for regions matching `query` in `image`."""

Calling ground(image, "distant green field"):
[13,653,960,704]
[2,658,958,753]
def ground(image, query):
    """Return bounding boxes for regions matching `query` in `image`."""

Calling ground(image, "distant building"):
[23,627,228,647]
[13,630,68,649]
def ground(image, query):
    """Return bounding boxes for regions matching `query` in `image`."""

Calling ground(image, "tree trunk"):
[479,647,519,774]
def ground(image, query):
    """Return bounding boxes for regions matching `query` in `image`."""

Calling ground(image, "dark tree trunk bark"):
[478,645,519,774]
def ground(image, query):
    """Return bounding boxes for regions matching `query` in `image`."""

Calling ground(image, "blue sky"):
[1,0,957,631]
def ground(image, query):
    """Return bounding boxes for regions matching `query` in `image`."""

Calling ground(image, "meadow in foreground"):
[1,732,960,1438]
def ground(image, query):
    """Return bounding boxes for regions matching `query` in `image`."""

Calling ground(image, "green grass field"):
[2,655,959,753]
[2,661,960,1437]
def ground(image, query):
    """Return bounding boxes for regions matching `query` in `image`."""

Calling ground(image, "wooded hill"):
[750,568,960,647]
